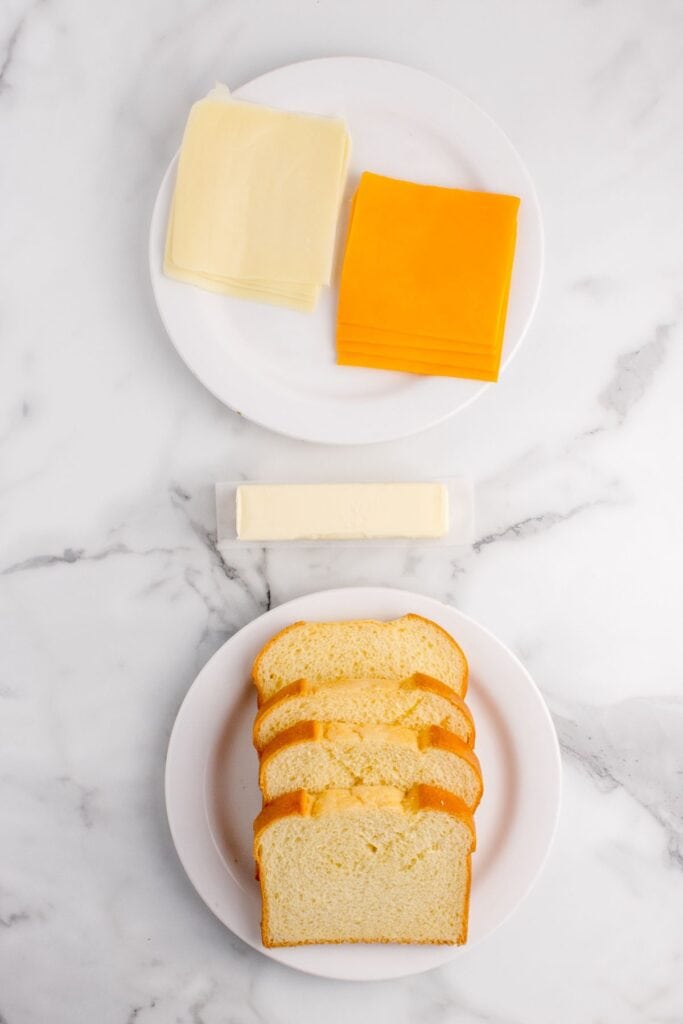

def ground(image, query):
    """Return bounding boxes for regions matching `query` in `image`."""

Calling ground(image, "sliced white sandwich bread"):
[252,614,468,704]
[254,784,476,946]
[259,722,483,808]
[253,673,475,752]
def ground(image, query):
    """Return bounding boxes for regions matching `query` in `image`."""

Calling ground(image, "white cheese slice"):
[164,85,349,310]
[234,483,450,541]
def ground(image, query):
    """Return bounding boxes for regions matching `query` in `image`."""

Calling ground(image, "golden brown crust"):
[254,784,476,846]
[259,721,483,807]
[251,620,306,704]
[422,726,482,778]
[256,677,308,714]
[420,729,484,812]
[253,789,309,839]
[460,849,472,944]
[411,674,475,739]
[412,784,476,848]
[256,783,473,947]
[252,673,475,751]
[252,678,308,743]
[258,721,323,792]
[400,614,469,697]
[251,614,469,703]
[262,926,468,947]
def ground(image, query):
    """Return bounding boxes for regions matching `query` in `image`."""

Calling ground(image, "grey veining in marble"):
[1,0,683,1021]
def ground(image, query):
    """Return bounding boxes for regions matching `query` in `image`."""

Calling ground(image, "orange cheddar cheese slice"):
[337,322,494,354]
[337,342,499,374]
[335,171,519,381]
[337,351,499,382]
[336,333,499,362]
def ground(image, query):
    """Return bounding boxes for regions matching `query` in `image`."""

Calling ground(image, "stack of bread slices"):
[251,614,482,947]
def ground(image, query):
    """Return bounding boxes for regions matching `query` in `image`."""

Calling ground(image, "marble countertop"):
[2,1,682,1020]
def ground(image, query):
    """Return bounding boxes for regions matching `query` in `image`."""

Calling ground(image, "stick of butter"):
[234,483,449,541]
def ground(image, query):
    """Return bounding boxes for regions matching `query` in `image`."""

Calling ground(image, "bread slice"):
[252,614,468,704]
[254,784,476,946]
[259,722,483,808]
[253,673,474,751]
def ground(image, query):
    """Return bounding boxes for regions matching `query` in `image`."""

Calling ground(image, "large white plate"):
[165,587,561,981]
[150,58,543,444]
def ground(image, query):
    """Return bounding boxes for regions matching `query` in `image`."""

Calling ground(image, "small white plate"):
[165,587,561,981]
[150,58,543,444]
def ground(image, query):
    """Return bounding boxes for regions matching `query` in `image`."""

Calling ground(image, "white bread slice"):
[253,673,474,751]
[259,722,483,808]
[254,784,476,946]
[252,614,468,704]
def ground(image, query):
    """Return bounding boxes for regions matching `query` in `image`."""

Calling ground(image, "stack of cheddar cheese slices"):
[251,614,483,947]
[336,172,520,381]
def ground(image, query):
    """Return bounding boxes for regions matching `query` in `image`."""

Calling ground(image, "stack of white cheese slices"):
[251,614,483,947]
[164,85,349,312]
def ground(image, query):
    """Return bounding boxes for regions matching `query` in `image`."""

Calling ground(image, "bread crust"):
[254,783,476,844]
[252,672,475,750]
[251,614,469,703]
[254,784,475,947]
[412,672,474,725]
[253,789,309,837]
[258,720,323,765]
[251,619,306,704]
[424,726,482,780]
[406,614,469,697]
[258,722,483,808]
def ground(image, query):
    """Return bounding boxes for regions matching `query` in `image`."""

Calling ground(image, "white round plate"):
[165,587,561,981]
[150,58,543,444]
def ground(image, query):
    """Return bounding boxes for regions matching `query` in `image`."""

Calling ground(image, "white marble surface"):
[1,0,682,1020]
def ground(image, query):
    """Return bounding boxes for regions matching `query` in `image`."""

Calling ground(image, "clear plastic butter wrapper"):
[215,479,474,549]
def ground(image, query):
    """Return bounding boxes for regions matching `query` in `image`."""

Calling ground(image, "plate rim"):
[149,56,545,445]
[164,585,561,981]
